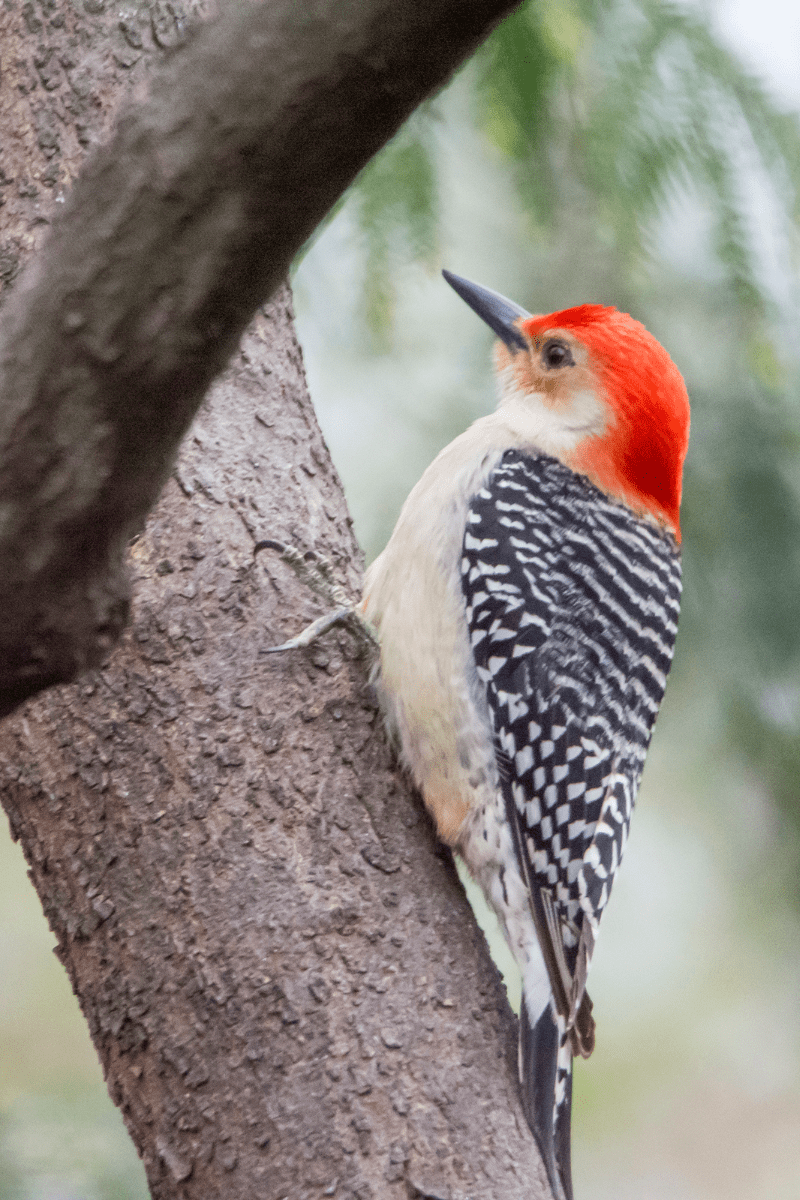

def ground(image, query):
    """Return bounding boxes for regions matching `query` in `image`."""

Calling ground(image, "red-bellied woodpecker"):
[267,271,690,1200]
[360,272,689,1200]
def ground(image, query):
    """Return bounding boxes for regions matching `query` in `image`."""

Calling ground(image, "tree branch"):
[0,0,521,717]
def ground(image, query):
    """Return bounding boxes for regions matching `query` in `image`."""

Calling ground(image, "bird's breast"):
[361,422,512,844]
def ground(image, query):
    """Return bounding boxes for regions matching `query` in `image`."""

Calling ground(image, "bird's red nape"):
[522,306,690,540]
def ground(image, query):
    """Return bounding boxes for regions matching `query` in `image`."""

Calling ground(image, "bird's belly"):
[364,565,499,845]
[361,437,508,846]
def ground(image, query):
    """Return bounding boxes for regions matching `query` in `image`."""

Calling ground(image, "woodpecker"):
[357,272,690,1200]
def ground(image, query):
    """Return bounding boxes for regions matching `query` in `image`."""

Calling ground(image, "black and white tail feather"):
[461,449,682,1200]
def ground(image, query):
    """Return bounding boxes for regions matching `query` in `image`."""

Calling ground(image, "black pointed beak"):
[442,269,530,353]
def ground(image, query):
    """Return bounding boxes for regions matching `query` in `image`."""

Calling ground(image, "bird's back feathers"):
[461,449,682,1198]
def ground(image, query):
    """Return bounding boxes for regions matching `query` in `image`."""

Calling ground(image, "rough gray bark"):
[0,0,521,717]
[0,1,551,1197]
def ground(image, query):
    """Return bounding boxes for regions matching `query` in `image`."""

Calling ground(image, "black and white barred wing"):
[461,450,682,1020]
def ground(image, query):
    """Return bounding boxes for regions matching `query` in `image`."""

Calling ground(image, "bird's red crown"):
[522,305,690,541]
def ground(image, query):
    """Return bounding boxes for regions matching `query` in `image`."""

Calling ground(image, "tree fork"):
[0,0,521,716]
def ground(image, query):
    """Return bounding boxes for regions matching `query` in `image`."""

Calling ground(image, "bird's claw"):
[261,605,371,653]
[253,538,351,609]
[254,540,378,656]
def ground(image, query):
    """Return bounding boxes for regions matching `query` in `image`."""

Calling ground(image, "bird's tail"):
[519,995,574,1200]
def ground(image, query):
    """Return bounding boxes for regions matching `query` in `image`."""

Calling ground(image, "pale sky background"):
[713,0,800,107]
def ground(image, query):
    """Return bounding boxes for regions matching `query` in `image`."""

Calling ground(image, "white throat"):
[495,365,607,460]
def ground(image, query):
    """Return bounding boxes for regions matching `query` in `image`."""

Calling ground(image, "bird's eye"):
[542,340,574,370]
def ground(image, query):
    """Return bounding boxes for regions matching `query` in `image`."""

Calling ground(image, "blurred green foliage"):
[354,117,440,333]
[0,1094,148,1200]
[0,816,149,1199]
[347,0,800,339]
[481,0,800,316]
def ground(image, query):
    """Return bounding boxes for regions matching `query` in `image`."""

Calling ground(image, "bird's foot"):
[254,539,378,656]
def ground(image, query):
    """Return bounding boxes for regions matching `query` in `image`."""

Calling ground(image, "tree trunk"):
[0,1,550,1197]
[1,283,548,1199]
